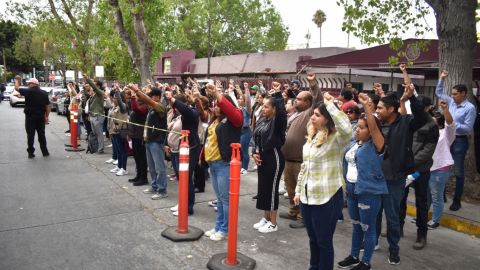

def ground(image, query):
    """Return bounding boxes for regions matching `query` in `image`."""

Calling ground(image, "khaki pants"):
[284,161,302,218]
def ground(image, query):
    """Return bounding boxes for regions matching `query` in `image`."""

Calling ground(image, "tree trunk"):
[319,27,322,48]
[429,0,479,199]
[129,0,152,85]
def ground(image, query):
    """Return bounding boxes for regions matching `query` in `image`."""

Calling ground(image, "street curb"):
[406,203,480,237]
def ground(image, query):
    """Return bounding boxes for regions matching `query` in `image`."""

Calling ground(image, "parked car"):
[10,87,27,107]
[2,85,15,101]
[47,88,67,112]
[56,95,69,115]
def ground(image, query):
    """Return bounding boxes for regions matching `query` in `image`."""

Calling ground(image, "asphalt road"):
[0,102,479,270]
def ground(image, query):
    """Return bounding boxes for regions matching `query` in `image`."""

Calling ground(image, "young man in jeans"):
[435,70,476,211]
[375,79,428,265]
[85,75,106,154]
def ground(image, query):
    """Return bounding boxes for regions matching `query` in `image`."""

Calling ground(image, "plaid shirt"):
[295,103,352,205]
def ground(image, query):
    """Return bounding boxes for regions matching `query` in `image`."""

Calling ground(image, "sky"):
[271,0,438,49]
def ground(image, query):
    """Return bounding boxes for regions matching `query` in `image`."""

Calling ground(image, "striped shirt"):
[295,103,352,205]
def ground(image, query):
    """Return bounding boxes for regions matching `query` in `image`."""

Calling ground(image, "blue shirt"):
[435,80,476,135]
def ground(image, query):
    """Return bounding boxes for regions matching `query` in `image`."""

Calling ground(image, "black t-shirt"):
[19,86,49,116]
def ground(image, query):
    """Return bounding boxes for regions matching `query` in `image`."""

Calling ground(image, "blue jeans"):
[346,183,381,265]
[240,128,252,170]
[209,160,230,233]
[89,115,105,152]
[450,137,469,200]
[111,134,127,169]
[376,182,404,256]
[301,189,343,270]
[146,142,167,193]
[170,152,179,178]
[428,170,450,223]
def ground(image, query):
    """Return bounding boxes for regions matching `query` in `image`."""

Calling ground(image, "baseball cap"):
[291,79,300,85]
[250,85,259,91]
[26,78,39,85]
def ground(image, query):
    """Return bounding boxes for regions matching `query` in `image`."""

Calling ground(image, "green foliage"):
[171,0,289,57]
[313,9,327,28]
[0,20,38,74]
[338,0,434,64]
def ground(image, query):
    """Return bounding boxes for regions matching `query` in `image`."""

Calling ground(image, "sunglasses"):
[346,110,355,114]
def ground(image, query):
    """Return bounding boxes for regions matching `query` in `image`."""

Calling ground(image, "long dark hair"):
[317,103,335,135]
[210,94,236,123]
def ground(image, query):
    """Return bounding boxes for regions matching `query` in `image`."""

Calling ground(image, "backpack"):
[86,132,99,154]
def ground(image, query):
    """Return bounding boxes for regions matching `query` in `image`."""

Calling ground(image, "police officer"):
[13,75,50,158]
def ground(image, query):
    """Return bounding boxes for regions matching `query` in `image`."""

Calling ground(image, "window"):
[163,58,171,74]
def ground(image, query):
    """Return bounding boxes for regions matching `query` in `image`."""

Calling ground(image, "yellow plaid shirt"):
[295,103,352,205]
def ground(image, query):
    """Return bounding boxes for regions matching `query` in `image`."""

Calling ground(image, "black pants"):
[400,171,429,238]
[132,138,148,180]
[194,145,207,192]
[25,116,48,154]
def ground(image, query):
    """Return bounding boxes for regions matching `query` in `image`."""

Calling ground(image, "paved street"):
[0,102,479,270]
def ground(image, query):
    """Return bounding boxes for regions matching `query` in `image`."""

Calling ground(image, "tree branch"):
[109,0,139,65]
[60,0,80,31]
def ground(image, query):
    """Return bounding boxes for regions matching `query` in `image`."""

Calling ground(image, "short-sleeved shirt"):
[19,87,49,116]
[205,120,221,162]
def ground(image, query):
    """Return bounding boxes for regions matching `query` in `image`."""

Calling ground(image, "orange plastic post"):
[70,104,78,149]
[177,130,190,233]
[226,143,241,266]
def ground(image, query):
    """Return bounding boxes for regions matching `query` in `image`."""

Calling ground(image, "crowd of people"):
[13,64,479,270]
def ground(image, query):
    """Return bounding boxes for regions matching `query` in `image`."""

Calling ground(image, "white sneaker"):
[204,228,217,237]
[113,160,118,165]
[240,168,248,175]
[151,192,168,200]
[208,200,217,207]
[214,206,217,212]
[143,188,155,194]
[116,169,128,176]
[283,192,289,198]
[210,231,227,241]
[172,211,178,216]
[105,158,115,163]
[253,218,268,229]
[110,167,120,173]
[258,221,278,233]
[170,204,178,212]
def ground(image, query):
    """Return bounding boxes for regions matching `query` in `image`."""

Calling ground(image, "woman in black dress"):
[252,81,287,233]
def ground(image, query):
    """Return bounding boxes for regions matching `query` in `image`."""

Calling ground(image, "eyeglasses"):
[346,110,354,114]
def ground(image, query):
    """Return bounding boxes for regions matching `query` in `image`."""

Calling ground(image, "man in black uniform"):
[13,76,50,158]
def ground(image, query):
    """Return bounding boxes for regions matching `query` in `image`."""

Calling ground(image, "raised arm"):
[307,72,324,105]
[435,70,453,104]
[115,91,127,114]
[359,93,384,152]
[439,99,456,145]
[206,82,243,127]
[324,92,352,138]
[243,82,252,113]
[399,64,412,86]
[130,84,166,116]
[130,96,148,115]
[84,75,104,97]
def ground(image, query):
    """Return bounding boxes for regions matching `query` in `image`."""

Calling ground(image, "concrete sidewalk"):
[406,192,480,237]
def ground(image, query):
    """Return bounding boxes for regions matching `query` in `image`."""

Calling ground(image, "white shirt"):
[345,142,361,183]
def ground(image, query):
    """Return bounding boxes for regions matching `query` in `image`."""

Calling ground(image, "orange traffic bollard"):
[226,143,241,265]
[207,143,256,270]
[177,130,190,233]
[65,103,84,152]
[162,130,203,242]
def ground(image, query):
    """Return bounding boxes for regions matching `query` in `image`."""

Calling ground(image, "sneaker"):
[105,158,115,163]
[253,218,268,229]
[151,192,168,200]
[283,192,289,198]
[337,255,360,269]
[143,188,155,194]
[289,218,305,229]
[116,168,128,176]
[112,160,118,165]
[240,168,248,175]
[258,221,278,233]
[28,153,35,158]
[214,206,217,212]
[170,204,178,212]
[172,211,178,216]
[412,237,426,250]
[210,231,227,241]
[208,200,217,207]
[427,220,440,230]
[204,228,217,237]
[388,253,400,265]
[351,262,371,270]
[110,167,120,173]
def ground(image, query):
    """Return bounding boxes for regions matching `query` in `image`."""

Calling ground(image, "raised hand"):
[439,99,448,109]
[243,82,249,89]
[399,63,407,72]
[358,93,369,104]
[307,72,316,81]
[440,70,448,79]
[323,92,334,104]
[206,83,216,95]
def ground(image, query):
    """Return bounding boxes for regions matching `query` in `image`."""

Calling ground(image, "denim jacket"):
[343,139,388,195]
